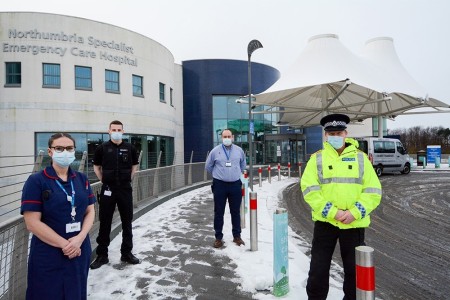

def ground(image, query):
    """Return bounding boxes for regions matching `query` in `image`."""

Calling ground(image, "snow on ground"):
[88,176,344,299]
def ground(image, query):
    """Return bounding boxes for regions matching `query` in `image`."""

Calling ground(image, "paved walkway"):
[88,184,255,299]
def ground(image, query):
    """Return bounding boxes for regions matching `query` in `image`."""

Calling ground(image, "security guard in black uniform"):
[90,120,140,269]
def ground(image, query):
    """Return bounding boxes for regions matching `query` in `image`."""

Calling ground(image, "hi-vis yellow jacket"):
[301,138,382,229]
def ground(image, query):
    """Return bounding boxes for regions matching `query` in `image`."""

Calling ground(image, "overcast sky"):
[3,0,450,129]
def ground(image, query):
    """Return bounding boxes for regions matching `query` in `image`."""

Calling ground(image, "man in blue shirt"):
[205,129,247,248]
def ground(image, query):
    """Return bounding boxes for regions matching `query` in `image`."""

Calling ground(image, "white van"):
[354,137,411,176]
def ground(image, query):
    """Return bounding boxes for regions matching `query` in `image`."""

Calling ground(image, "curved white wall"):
[0,12,184,161]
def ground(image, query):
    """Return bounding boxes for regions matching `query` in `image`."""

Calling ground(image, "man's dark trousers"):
[212,178,242,240]
[96,184,133,256]
[306,221,365,300]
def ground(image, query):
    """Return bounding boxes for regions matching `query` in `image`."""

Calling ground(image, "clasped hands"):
[62,235,83,259]
[334,209,355,224]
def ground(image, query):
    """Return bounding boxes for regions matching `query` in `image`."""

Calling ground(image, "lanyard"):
[55,179,76,221]
[222,144,232,161]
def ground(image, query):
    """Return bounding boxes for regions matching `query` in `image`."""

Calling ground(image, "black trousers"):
[306,221,365,300]
[96,184,133,256]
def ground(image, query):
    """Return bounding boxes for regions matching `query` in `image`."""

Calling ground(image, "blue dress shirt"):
[205,144,246,182]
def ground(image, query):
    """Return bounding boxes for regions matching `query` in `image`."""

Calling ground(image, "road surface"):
[282,171,450,300]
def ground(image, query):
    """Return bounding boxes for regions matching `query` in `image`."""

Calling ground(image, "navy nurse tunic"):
[21,166,96,300]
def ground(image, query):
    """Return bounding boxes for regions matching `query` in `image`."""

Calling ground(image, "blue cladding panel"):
[182,59,280,162]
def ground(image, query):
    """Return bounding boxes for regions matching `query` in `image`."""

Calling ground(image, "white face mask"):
[111,132,123,141]
[52,150,76,168]
[222,138,232,147]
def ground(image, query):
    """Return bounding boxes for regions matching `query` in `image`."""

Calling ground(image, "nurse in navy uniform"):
[21,133,96,300]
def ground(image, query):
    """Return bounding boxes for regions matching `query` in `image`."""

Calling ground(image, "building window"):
[105,70,120,93]
[170,88,173,106]
[159,82,165,102]
[75,66,92,90]
[132,75,143,97]
[43,63,60,88]
[212,95,279,144]
[5,62,21,86]
[36,132,175,181]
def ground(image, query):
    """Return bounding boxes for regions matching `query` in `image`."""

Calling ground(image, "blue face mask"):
[111,132,123,141]
[52,150,76,168]
[327,136,344,149]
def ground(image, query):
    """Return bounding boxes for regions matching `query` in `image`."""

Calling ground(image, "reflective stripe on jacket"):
[300,138,382,229]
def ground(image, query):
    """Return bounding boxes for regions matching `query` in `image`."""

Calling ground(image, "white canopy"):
[254,34,449,128]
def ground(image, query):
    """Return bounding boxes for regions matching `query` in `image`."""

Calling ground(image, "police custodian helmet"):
[320,114,350,132]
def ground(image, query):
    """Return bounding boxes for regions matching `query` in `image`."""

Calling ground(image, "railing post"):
[278,163,281,181]
[170,165,175,191]
[188,150,193,185]
[133,151,143,207]
[240,184,246,229]
[250,192,258,251]
[273,208,289,297]
[268,165,272,184]
[78,151,88,173]
[287,162,291,178]
[32,150,44,172]
[204,151,209,181]
[356,246,375,300]
[258,167,262,187]
[153,151,162,197]
[10,221,29,300]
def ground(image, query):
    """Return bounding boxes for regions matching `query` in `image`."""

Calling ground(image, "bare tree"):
[389,126,450,154]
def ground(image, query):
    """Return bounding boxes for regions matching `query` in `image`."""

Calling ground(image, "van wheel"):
[375,166,383,177]
[401,163,411,174]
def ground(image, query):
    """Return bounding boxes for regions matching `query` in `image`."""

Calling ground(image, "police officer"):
[90,120,140,269]
[300,114,382,300]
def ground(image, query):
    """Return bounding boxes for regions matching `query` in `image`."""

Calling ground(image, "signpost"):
[426,145,441,165]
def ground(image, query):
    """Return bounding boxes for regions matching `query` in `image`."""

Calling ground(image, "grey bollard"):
[278,163,281,181]
[355,246,375,300]
[258,167,262,187]
[250,192,258,251]
[268,166,272,184]
[240,184,246,229]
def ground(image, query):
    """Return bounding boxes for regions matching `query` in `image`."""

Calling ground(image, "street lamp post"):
[247,39,263,190]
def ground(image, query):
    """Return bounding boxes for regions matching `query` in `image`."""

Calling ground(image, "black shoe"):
[90,255,109,269]
[121,253,140,264]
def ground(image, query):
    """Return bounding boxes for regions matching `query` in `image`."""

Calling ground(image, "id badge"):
[104,190,112,196]
[225,162,232,167]
[66,222,81,233]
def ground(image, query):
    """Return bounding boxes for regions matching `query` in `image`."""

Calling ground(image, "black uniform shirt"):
[93,140,139,186]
